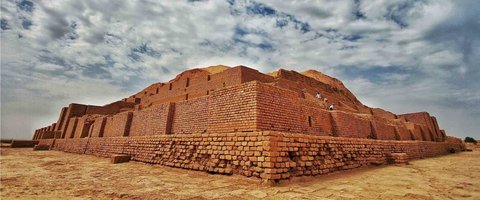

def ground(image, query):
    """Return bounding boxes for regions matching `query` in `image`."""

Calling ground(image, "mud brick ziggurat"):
[33,65,465,183]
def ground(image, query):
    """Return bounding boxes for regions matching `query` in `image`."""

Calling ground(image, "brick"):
[111,154,131,164]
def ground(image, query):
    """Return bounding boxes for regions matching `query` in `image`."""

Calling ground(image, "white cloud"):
[1,0,479,139]
[35,63,63,71]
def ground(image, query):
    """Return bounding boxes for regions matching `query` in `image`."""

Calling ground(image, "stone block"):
[387,153,409,165]
[111,154,131,164]
[33,144,50,151]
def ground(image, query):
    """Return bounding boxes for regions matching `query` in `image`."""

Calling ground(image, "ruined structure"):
[33,65,465,183]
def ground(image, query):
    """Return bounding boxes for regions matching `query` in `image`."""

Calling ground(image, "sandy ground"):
[1,147,479,200]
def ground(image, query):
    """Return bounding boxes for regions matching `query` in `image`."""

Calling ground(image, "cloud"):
[1,0,479,139]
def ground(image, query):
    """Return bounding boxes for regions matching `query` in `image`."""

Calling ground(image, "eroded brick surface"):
[44,131,465,182]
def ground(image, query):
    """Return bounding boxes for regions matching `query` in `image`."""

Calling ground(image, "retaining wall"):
[44,131,465,183]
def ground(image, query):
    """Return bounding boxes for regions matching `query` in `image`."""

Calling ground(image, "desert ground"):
[1,146,479,200]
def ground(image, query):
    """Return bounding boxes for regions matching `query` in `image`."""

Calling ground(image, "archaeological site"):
[32,65,466,184]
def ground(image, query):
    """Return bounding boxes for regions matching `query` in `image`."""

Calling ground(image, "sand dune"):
[1,147,479,199]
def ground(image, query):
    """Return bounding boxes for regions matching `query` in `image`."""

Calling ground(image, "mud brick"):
[33,144,50,151]
[263,162,275,168]
[11,140,39,148]
[257,156,265,162]
[111,154,131,164]
[387,153,409,164]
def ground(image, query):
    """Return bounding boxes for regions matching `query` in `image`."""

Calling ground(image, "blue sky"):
[1,0,479,140]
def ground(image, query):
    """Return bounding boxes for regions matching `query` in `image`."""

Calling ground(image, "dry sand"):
[1,147,479,200]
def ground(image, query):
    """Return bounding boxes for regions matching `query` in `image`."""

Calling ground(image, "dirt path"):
[1,147,479,199]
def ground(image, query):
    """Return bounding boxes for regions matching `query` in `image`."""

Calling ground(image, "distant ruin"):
[33,65,465,183]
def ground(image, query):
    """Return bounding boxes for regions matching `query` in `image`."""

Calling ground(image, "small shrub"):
[464,137,477,144]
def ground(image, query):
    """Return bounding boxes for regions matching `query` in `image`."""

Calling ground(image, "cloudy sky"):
[1,0,479,140]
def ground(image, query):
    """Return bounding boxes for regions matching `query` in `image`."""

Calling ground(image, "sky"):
[1,0,479,140]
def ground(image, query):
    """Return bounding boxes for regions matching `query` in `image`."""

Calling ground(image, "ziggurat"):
[32,65,465,183]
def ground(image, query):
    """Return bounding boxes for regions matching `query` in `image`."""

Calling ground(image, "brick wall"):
[400,112,439,139]
[51,139,66,151]
[36,128,42,139]
[440,129,447,139]
[371,108,397,120]
[73,116,91,138]
[62,138,89,154]
[84,137,128,157]
[36,129,42,139]
[59,104,88,138]
[256,83,303,133]
[404,123,423,141]
[34,131,37,140]
[65,118,79,139]
[38,131,56,139]
[431,117,442,141]
[172,97,209,134]
[139,67,246,108]
[207,81,258,133]
[55,107,68,131]
[275,69,361,113]
[262,132,465,182]
[372,118,397,140]
[89,117,107,137]
[299,103,334,136]
[356,105,372,114]
[85,101,135,115]
[419,125,433,141]
[330,112,373,138]
[130,103,173,136]
[49,123,56,131]
[33,130,38,140]
[103,112,133,137]
[395,125,413,140]
[38,138,55,148]
[50,133,270,178]
[42,131,465,183]
[10,140,39,148]
[241,66,275,83]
